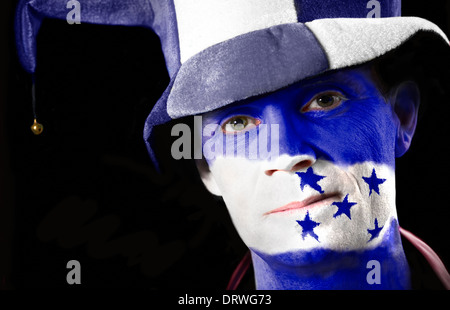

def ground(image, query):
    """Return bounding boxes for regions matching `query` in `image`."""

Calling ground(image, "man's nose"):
[265,155,316,176]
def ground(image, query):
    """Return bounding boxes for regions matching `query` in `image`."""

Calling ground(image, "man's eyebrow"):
[205,69,374,120]
[297,71,371,95]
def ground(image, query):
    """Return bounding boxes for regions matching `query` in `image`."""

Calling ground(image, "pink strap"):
[399,226,450,290]
[226,251,251,290]
[228,229,450,290]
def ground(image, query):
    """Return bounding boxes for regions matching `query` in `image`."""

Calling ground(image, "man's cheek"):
[308,108,397,166]
[201,128,271,164]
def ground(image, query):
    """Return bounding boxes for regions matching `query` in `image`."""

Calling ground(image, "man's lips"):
[264,192,340,215]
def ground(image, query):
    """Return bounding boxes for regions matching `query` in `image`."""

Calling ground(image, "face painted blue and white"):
[196,64,419,288]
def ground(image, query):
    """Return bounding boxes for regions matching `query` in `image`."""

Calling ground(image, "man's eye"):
[301,91,346,112]
[221,116,261,134]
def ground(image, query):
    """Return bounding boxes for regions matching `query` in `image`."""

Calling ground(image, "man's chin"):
[248,217,401,269]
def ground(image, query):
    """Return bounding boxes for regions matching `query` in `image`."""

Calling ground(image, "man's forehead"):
[277,64,375,95]
[205,64,376,116]
[300,64,373,87]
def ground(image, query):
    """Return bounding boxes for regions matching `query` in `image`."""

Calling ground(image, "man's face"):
[198,65,416,260]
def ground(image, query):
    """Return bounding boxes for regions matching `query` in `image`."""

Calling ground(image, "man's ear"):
[391,81,421,158]
[195,159,222,196]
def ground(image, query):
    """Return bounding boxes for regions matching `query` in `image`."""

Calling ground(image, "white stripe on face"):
[209,157,397,254]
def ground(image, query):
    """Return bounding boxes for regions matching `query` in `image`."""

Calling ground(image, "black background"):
[1,0,449,290]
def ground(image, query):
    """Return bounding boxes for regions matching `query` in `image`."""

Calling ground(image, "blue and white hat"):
[15,0,450,166]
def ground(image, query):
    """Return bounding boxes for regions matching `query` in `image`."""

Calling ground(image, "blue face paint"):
[198,65,414,290]
[251,219,410,290]
[332,194,357,219]
[363,168,387,196]
[201,65,401,168]
[296,167,326,194]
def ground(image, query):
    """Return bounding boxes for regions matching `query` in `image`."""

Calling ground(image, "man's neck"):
[250,219,411,290]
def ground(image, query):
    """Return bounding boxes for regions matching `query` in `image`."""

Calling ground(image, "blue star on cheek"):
[296,211,320,242]
[367,218,384,242]
[362,168,386,196]
[296,167,326,194]
[331,194,357,220]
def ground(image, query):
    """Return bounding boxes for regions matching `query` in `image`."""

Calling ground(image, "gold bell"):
[31,118,43,135]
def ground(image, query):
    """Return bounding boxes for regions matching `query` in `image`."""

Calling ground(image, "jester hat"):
[15,0,450,167]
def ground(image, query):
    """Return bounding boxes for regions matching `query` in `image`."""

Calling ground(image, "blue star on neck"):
[296,211,320,242]
[362,168,386,196]
[367,218,383,242]
[332,194,357,220]
[296,167,325,194]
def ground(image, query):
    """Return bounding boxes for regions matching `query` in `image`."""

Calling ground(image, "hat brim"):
[144,16,449,167]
